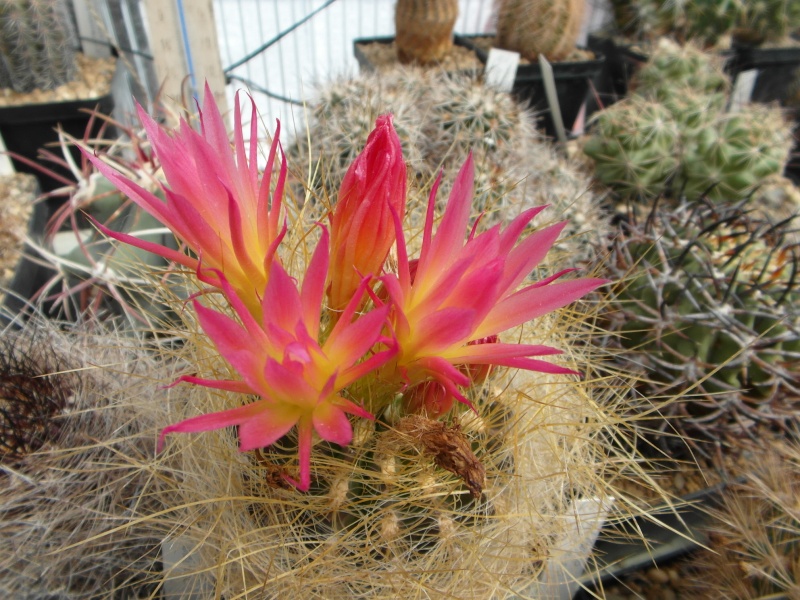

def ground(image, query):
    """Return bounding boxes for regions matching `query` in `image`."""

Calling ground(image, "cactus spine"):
[494,0,585,61]
[0,0,78,93]
[395,0,459,65]
[602,201,800,450]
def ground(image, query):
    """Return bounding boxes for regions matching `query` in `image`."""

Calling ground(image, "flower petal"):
[312,401,353,446]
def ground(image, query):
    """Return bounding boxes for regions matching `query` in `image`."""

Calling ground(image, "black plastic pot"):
[460,35,605,138]
[729,44,800,116]
[2,198,57,324]
[0,84,115,197]
[353,35,484,76]
[586,33,649,111]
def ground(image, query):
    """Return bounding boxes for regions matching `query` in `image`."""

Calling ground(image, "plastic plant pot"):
[729,44,800,115]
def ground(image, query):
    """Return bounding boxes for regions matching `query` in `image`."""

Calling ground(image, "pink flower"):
[381,153,607,414]
[327,115,407,312]
[159,228,396,491]
[83,83,286,321]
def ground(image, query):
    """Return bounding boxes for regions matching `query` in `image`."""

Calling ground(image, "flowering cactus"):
[327,114,406,312]
[381,154,607,415]
[83,83,286,322]
[160,229,395,491]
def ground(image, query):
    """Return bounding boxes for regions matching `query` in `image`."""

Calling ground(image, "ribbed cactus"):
[494,0,585,61]
[582,96,681,199]
[395,0,459,65]
[603,201,800,449]
[680,104,794,202]
[0,0,78,93]
[731,0,800,45]
[584,39,794,203]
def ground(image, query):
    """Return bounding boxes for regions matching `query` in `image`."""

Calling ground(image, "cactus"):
[291,68,610,264]
[494,0,585,62]
[602,201,800,450]
[0,0,78,93]
[584,39,794,203]
[680,103,794,202]
[395,0,459,65]
[0,319,165,599]
[731,0,800,45]
[684,440,800,598]
[582,96,681,199]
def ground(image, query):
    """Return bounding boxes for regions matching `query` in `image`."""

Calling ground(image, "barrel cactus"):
[395,0,459,65]
[494,0,585,61]
[584,39,794,203]
[731,0,800,45]
[680,103,794,202]
[582,95,681,199]
[0,0,78,93]
[603,201,800,449]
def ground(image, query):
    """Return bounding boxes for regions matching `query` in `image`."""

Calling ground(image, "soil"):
[0,173,37,303]
[355,39,484,72]
[0,53,116,107]
[464,35,596,63]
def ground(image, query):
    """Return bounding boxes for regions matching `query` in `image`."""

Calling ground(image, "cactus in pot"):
[494,0,585,61]
[395,0,459,65]
[602,200,800,450]
[0,0,78,93]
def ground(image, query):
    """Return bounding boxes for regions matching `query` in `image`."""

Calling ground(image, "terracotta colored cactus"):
[395,0,459,65]
[495,0,584,62]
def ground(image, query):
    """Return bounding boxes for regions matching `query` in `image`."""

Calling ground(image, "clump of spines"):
[683,440,800,598]
[395,0,459,65]
[731,0,800,45]
[0,317,167,599]
[494,0,585,61]
[0,0,78,93]
[601,201,800,452]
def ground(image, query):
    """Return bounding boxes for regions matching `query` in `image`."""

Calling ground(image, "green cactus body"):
[395,0,459,65]
[732,0,800,45]
[680,104,793,202]
[494,0,584,61]
[607,202,800,445]
[583,96,681,199]
[0,0,78,93]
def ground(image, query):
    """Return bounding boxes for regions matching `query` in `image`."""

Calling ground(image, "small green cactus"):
[583,96,681,199]
[494,0,585,61]
[732,0,800,45]
[603,201,800,449]
[584,39,794,203]
[395,0,459,65]
[680,104,794,202]
[0,0,78,93]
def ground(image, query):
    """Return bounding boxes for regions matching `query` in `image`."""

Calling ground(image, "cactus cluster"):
[621,0,800,47]
[494,0,585,61]
[584,39,794,202]
[0,0,78,93]
[602,200,800,450]
[395,0,459,65]
[683,440,800,598]
[292,67,610,264]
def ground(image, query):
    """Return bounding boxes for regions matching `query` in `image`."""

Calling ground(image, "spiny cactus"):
[731,0,800,45]
[584,39,794,203]
[395,0,459,65]
[292,68,610,265]
[494,0,585,61]
[0,318,165,599]
[582,95,681,199]
[684,440,800,599]
[602,201,800,451]
[0,0,78,93]
[680,103,794,202]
